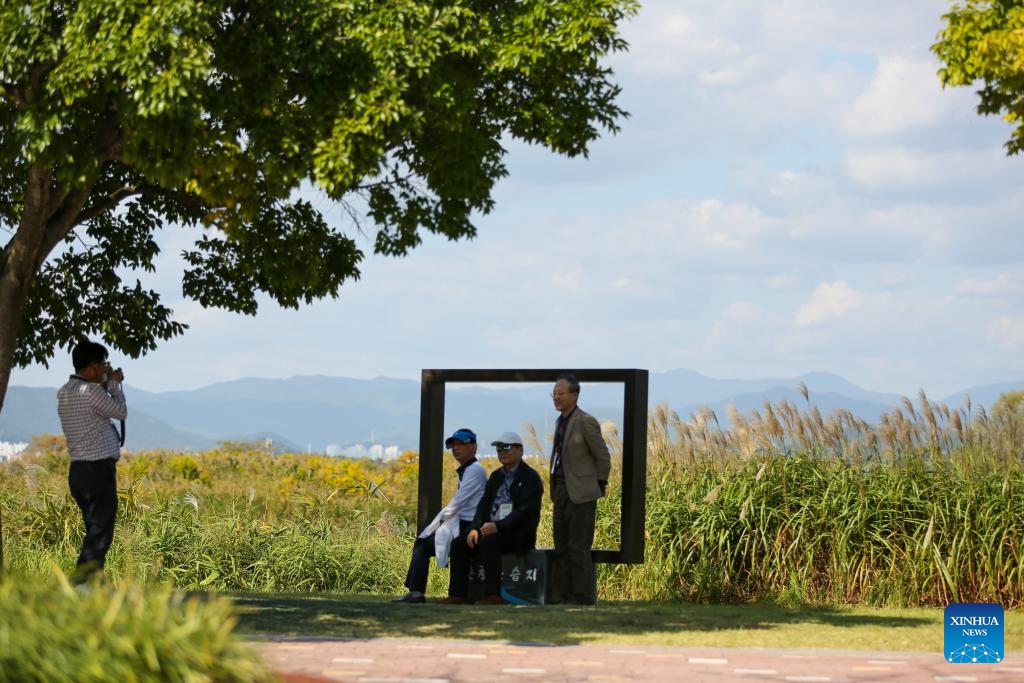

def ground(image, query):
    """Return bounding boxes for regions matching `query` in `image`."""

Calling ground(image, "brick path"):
[257,637,1024,683]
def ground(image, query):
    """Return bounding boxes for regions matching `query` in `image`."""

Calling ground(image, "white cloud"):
[987,318,1024,351]
[760,2,941,55]
[173,299,237,330]
[842,56,952,136]
[698,68,743,86]
[794,281,866,326]
[955,273,1023,297]
[852,200,1024,266]
[843,146,1006,190]
[632,199,780,257]
[620,4,744,82]
[767,275,798,289]
[722,301,762,323]
[876,266,918,288]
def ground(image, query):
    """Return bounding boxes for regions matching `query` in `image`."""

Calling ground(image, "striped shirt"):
[57,376,127,462]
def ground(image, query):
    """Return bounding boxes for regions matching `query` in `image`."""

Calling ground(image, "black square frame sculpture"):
[418,369,648,564]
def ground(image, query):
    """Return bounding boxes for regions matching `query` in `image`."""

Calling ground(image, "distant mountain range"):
[3,370,1022,453]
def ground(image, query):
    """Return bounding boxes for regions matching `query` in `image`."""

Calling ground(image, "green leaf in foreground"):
[0,573,274,683]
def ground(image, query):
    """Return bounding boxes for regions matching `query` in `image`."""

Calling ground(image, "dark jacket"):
[471,459,544,555]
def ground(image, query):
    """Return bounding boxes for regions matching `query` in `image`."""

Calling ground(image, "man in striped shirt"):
[57,340,127,582]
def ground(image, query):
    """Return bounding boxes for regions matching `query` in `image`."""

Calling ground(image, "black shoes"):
[391,592,426,604]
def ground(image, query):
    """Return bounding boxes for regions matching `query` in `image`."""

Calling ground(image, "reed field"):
[2,388,1022,608]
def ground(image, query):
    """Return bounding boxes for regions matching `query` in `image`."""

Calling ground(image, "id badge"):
[497,503,513,520]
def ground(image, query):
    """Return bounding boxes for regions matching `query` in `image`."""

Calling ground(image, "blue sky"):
[12,0,1024,399]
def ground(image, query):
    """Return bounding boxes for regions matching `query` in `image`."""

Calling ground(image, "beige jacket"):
[550,407,611,504]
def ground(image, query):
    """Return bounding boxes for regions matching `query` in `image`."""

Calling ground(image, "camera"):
[102,362,123,386]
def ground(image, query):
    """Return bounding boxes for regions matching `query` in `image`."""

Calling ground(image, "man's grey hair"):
[556,373,580,394]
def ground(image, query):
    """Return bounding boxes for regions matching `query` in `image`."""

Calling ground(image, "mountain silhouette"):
[3,370,1020,453]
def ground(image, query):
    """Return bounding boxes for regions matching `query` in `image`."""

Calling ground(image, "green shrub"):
[0,573,275,682]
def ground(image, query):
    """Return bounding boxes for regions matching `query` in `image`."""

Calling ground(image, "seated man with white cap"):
[458,431,544,605]
[393,427,487,604]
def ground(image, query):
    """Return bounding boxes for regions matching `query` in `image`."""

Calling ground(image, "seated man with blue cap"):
[393,427,487,604]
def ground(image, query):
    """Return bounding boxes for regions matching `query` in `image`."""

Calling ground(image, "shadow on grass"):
[226,593,931,646]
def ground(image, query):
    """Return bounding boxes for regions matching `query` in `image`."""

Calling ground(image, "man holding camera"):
[57,340,126,583]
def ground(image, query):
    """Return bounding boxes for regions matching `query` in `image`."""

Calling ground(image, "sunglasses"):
[495,444,518,452]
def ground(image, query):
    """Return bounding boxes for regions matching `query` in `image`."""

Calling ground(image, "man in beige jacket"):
[549,373,610,604]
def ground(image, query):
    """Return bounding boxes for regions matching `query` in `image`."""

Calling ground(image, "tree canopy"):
[0,0,637,411]
[993,390,1024,416]
[933,0,1024,155]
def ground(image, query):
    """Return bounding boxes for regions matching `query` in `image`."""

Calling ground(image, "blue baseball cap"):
[445,428,477,447]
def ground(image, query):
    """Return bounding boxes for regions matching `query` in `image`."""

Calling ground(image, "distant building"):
[0,441,28,463]
[324,443,401,460]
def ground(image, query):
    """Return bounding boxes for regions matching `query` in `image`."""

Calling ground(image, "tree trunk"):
[0,165,88,415]
[0,174,49,416]
[0,266,32,416]
[0,263,29,416]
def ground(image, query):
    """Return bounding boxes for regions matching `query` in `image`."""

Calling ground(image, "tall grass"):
[2,388,1022,607]
[1,444,419,593]
[601,391,1024,607]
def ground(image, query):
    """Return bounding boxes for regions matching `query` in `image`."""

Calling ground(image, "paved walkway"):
[257,637,1024,683]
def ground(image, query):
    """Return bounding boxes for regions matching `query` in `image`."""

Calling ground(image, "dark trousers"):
[552,476,597,604]
[68,459,118,572]
[405,519,473,596]
[469,532,518,597]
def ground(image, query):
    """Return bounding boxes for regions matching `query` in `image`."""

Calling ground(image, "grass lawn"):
[230,593,1024,652]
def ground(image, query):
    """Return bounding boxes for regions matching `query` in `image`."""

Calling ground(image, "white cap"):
[490,431,523,447]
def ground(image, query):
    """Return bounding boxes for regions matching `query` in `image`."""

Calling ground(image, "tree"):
[0,0,637,413]
[933,0,1024,155]
[992,390,1024,417]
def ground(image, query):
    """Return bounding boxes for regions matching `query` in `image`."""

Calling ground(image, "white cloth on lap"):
[417,460,487,567]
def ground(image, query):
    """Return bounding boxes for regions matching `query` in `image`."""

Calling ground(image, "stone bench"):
[468,548,598,604]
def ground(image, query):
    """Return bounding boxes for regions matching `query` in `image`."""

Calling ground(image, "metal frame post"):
[417,368,649,564]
